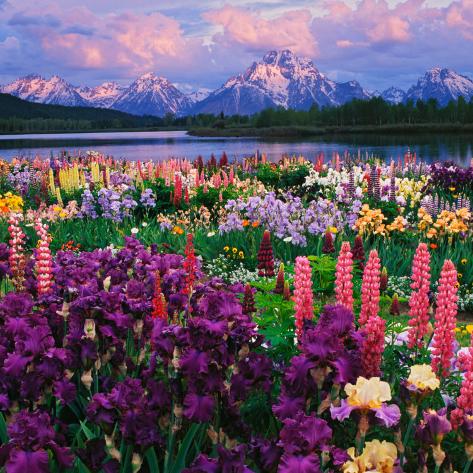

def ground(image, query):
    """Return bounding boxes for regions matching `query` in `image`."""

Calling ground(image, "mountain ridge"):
[2,52,473,116]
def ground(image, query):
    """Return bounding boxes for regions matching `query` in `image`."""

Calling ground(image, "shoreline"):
[188,123,473,138]
[0,126,186,136]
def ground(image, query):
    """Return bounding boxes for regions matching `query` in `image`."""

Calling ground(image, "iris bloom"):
[330,377,400,427]
[406,364,440,392]
[343,439,398,473]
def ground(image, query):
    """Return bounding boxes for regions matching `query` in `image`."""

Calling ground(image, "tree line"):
[2,90,473,133]
[250,96,473,128]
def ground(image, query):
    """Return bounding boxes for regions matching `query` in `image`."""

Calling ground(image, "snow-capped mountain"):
[187,88,212,103]
[112,73,194,116]
[77,82,126,109]
[381,87,407,104]
[405,68,473,106]
[3,59,473,117]
[191,50,371,115]
[1,74,89,107]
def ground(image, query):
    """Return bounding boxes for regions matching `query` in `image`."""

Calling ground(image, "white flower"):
[283,236,293,242]
[131,227,139,235]
[207,231,216,237]
[141,222,148,227]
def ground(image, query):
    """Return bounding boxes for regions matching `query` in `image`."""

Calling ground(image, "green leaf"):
[75,458,92,473]
[170,423,203,473]
[145,447,160,473]
[79,421,96,441]
[0,413,8,443]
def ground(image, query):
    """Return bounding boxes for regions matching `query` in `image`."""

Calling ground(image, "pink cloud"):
[446,0,473,40]
[367,15,411,43]
[5,4,210,78]
[336,39,354,48]
[203,6,317,57]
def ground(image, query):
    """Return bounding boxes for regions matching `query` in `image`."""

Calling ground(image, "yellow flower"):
[232,247,238,254]
[329,226,338,234]
[238,251,244,259]
[407,364,440,391]
[172,225,184,235]
[223,246,230,252]
[345,377,392,410]
[466,325,473,334]
[458,273,463,279]
[462,258,468,265]
[344,440,398,473]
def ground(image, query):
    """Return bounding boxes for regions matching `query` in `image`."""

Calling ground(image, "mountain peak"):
[136,72,167,83]
[262,49,296,64]
[407,66,473,105]
[193,49,370,115]
[381,86,406,104]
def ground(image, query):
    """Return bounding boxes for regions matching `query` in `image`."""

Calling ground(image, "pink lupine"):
[8,213,26,290]
[359,250,381,326]
[431,260,458,377]
[173,175,182,207]
[335,241,354,311]
[361,315,386,377]
[34,218,53,295]
[293,256,314,340]
[451,345,473,428]
[407,243,431,349]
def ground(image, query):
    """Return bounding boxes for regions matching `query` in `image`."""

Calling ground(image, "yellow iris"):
[344,440,398,473]
[345,377,392,410]
[407,364,440,391]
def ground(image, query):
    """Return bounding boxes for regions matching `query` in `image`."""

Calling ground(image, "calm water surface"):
[1,130,473,164]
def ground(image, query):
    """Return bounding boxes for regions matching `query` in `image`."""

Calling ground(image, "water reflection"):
[0,130,472,164]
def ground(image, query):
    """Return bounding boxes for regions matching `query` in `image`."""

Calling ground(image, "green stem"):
[462,459,472,473]
[356,435,365,456]
[400,417,415,466]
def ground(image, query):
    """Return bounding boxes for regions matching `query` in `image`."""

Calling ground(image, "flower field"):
[1,151,473,472]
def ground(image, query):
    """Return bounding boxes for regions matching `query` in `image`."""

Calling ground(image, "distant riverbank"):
[0,126,186,136]
[189,123,473,138]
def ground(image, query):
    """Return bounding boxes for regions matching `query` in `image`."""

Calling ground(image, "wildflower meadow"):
[1,151,473,472]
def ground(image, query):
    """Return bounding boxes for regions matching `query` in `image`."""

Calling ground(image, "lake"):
[1,130,473,164]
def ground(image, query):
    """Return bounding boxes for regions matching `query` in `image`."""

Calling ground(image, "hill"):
[0,93,162,133]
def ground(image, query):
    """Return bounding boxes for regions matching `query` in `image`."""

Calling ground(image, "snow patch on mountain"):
[381,87,407,104]
[1,74,89,107]
[406,68,473,106]
[112,73,194,116]
[191,50,371,115]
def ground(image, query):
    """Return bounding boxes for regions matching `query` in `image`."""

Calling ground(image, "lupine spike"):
[431,260,458,377]
[359,249,381,326]
[335,242,354,311]
[407,243,431,349]
[257,230,275,277]
[293,256,314,340]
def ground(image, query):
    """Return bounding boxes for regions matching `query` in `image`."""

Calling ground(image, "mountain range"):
[2,50,473,116]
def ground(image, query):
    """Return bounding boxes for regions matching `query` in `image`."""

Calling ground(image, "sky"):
[0,0,472,93]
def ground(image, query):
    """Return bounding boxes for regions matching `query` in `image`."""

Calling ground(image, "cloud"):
[309,0,473,90]
[8,12,61,27]
[203,5,317,56]
[3,4,212,82]
[0,0,472,92]
[446,0,473,40]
